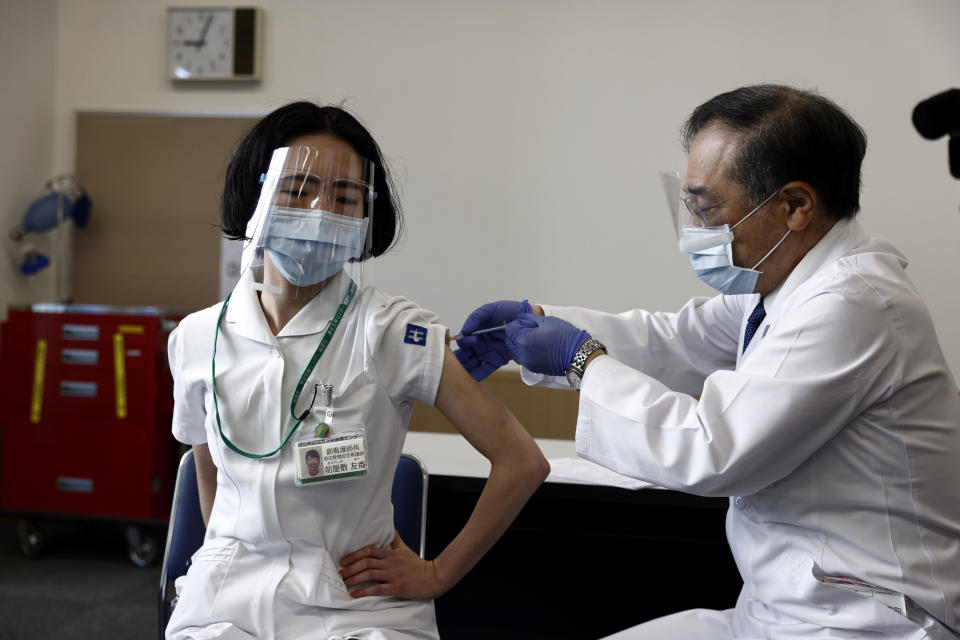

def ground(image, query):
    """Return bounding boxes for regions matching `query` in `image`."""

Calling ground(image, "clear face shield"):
[659,169,737,251]
[240,146,376,304]
[659,170,788,295]
[659,170,685,239]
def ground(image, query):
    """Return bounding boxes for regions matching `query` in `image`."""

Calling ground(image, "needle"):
[445,322,508,343]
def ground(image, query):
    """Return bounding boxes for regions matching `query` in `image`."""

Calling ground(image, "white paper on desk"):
[547,457,653,490]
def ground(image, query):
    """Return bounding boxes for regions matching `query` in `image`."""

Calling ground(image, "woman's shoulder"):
[356,286,441,329]
[354,286,448,405]
[176,301,226,334]
[169,301,226,357]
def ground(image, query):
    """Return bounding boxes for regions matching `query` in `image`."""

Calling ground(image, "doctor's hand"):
[454,299,533,381]
[505,314,591,377]
[339,532,449,600]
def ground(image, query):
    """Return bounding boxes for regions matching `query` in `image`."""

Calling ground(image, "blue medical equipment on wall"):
[9,175,91,276]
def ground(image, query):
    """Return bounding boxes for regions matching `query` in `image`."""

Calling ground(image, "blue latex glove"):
[454,299,532,381]
[505,313,591,377]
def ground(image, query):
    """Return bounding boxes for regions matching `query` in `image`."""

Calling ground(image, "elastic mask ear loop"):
[730,191,778,231]
[751,228,791,270]
[727,190,787,271]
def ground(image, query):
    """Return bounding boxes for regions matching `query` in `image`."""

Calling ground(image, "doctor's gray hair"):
[680,84,867,220]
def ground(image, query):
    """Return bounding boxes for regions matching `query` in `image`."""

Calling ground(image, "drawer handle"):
[59,381,98,397]
[57,477,94,493]
[61,348,98,365]
[62,324,99,341]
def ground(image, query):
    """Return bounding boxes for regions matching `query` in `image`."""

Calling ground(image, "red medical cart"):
[0,303,184,564]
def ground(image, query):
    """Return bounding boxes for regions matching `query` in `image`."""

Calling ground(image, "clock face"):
[169,8,235,80]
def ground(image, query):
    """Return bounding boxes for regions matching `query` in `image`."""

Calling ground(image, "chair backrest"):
[159,450,205,639]
[159,450,429,638]
[392,452,429,558]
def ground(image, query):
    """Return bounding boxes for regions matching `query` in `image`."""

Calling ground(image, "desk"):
[402,432,742,639]
[403,431,579,478]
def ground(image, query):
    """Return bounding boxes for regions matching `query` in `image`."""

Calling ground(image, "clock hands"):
[182,14,214,49]
[197,14,214,46]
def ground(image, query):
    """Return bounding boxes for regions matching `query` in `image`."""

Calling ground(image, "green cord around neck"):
[210,281,357,459]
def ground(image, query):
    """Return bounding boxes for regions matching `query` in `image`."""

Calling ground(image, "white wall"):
[36,0,960,376]
[0,0,59,316]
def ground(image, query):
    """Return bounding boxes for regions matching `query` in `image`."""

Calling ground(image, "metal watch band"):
[565,338,607,390]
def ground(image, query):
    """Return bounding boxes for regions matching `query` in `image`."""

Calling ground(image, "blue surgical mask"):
[264,206,368,287]
[678,193,789,295]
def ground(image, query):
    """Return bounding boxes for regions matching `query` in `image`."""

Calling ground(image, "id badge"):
[295,429,368,486]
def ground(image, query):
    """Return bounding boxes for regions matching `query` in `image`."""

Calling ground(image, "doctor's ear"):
[778,181,818,231]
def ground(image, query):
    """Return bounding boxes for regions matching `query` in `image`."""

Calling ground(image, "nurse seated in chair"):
[165,101,550,640]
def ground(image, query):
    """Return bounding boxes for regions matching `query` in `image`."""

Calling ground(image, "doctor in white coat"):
[166,102,549,640]
[455,84,960,639]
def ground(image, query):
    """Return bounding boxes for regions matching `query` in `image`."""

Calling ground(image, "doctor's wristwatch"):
[565,338,607,390]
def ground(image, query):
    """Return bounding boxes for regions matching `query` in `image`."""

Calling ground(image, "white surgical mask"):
[264,206,368,287]
[678,193,789,295]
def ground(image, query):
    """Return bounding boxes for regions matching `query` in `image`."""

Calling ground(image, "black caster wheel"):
[125,525,159,567]
[16,520,44,558]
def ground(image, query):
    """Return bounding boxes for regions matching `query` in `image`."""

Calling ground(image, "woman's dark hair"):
[680,84,867,220]
[221,101,401,257]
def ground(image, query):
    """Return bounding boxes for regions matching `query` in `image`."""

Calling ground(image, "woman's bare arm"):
[340,347,550,598]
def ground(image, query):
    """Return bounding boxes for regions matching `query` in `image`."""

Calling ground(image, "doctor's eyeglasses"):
[681,191,751,227]
[275,173,375,217]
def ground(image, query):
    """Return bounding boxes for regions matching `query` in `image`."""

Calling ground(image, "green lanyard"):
[211,281,357,459]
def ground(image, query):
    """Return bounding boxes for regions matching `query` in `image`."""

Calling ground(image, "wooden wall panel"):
[74,113,257,311]
[411,369,579,439]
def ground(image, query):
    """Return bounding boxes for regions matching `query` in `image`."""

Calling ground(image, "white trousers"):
[599,605,940,640]
[601,609,735,640]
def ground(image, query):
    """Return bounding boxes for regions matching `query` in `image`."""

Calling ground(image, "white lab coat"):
[165,270,446,640]
[526,218,960,639]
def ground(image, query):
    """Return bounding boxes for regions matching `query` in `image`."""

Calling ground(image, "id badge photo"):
[295,429,369,486]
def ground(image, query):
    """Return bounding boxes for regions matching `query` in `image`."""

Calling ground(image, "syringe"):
[445,322,508,343]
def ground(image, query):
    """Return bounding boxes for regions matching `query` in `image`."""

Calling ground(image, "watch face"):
[169,8,234,80]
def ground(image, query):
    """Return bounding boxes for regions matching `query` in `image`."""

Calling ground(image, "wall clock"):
[168,7,261,82]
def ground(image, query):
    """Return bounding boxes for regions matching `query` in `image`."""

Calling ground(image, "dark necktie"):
[743,298,766,353]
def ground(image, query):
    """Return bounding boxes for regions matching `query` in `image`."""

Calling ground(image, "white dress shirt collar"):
[763,217,869,316]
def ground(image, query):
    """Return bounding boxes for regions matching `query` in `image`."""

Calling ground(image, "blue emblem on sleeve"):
[403,323,428,346]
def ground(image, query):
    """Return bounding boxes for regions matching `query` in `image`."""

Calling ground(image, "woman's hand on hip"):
[339,531,447,600]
